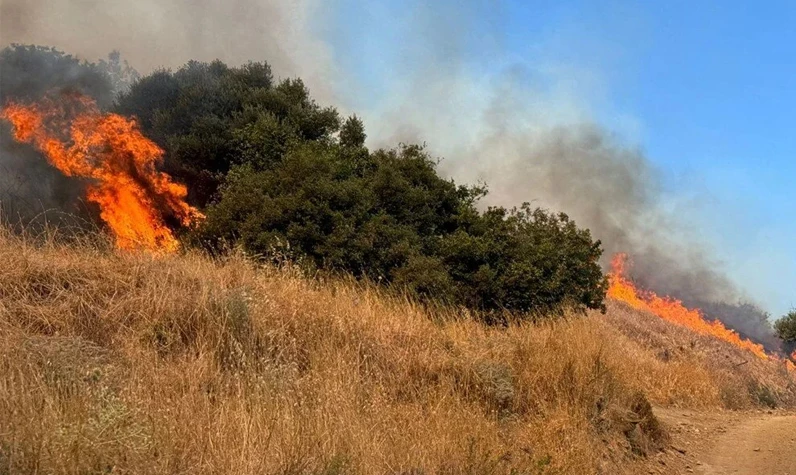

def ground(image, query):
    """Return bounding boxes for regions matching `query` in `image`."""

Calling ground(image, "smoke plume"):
[443,119,780,349]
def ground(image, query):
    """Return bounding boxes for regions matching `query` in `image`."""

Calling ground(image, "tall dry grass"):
[0,230,791,474]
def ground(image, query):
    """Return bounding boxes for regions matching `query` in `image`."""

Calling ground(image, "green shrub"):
[115,58,608,317]
[196,141,606,315]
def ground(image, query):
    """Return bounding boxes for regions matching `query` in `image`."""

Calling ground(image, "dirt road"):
[697,414,796,475]
[646,408,796,475]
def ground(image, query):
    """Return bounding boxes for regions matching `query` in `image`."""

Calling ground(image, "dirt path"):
[644,408,796,475]
[697,415,796,475]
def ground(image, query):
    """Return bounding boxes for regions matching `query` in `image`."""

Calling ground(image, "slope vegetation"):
[0,231,793,474]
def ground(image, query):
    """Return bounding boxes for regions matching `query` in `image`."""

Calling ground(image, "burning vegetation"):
[2,38,796,475]
[0,44,791,363]
[1,93,203,252]
[609,253,796,369]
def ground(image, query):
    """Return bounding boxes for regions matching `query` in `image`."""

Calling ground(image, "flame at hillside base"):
[1,94,203,253]
[608,253,773,361]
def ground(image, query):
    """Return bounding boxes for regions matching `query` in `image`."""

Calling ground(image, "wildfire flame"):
[1,93,203,253]
[608,253,771,360]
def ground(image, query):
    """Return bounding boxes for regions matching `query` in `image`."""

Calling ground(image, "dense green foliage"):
[3,46,608,316]
[121,60,607,315]
[195,139,606,314]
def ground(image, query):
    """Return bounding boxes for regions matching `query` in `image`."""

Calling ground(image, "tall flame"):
[1,93,203,252]
[608,253,770,360]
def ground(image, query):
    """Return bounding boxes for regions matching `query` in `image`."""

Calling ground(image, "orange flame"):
[608,253,770,360]
[1,93,203,252]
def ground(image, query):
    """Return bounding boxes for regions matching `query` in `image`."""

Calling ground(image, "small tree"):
[339,115,366,148]
[97,50,140,96]
[774,310,796,342]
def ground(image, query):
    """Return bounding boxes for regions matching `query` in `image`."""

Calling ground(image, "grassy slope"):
[1,232,794,474]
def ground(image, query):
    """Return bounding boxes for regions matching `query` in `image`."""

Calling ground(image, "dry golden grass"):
[0,230,793,474]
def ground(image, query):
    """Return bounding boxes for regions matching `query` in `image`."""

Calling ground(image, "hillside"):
[1,231,795,474]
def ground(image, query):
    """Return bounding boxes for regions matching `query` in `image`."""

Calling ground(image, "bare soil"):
[697,414,796,475]
[638,407,796,475]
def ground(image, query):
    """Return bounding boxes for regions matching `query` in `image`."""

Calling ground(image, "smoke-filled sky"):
[3,0,796,318]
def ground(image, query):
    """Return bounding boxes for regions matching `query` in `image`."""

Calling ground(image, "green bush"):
[196,140,607,315]
[438,205,607,314]
[110,57,609,317]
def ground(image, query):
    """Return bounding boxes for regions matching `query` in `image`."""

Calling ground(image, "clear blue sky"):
[324,0,796,316]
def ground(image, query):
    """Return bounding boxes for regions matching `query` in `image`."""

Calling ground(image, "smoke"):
[0,0,338,103]
[0,0,780,347]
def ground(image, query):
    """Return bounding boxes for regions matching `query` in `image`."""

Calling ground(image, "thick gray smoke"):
[0,0,338,103]
[0,0,780,348]
[374,82,781,347]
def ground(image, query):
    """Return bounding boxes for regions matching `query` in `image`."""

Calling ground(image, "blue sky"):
[324,0,796,316]
[626,2,796,315]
